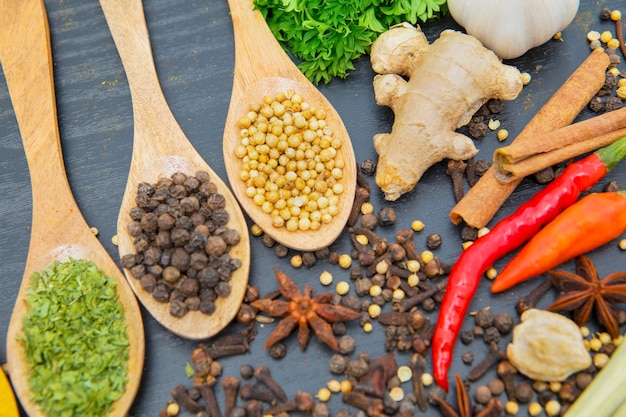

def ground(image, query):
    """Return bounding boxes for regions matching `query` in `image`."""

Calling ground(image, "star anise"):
[431,374,503,417]
[251,268,361,351]
[547,255,626,339]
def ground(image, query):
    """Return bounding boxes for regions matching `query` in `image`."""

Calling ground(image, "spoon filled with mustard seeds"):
[223,0,357,252]
[0,1,145,416]
[99,0,250,340]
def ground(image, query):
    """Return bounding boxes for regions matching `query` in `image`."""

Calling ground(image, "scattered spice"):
[547,255,626,338]
[21,259,129,417]
[251,269,361,350]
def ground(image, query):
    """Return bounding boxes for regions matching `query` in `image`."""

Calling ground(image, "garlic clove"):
[447,0,580,60]
[507,309,591,382]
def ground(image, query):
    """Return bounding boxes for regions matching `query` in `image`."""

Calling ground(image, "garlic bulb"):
[447,0,580,60]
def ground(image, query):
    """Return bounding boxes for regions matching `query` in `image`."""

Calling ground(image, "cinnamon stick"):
[449,48,610,228]
[494,106,626,182]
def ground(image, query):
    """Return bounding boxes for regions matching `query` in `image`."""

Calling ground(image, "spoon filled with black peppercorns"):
[1,1,145,416]
[99,0,250,340]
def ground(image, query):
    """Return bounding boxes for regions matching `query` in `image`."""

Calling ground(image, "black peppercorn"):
[426,233,442,249]
[360,159,377,176]
[377,207,397,226]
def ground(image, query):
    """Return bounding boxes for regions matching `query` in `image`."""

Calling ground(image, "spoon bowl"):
[0,1,144,416]
[223,0,357,252]
[99,0,250,340]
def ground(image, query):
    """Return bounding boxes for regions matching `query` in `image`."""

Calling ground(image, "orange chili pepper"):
[492,191,626,293]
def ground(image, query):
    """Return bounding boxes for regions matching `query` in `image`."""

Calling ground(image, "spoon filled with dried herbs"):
[98,0,250,340]
[0,1,144,416]
[222,0,357,252]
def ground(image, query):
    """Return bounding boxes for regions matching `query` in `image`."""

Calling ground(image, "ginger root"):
[370,23,523,201]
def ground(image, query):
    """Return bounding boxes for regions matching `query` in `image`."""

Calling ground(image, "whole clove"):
[516,276,553,314]
[198,380,223,417]
[221,376,240,417]
[348,187,371,227]
[171,384,204,414]
[254,365,288,403]
[467,342,506,382]
[264,391,315,415]
[239,383,276,405]
[446,159,467,202]
[356,352,398,398]
[342,391,385,417]
[410,353,428,412]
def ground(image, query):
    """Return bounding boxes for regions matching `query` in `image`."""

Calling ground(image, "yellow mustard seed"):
[368,303,382,319]
[250,223,264,236]
[111,234,118,246]
[338,254,352,269]
[397,365,413,383]
[462,241,474,250]
[553,32,563,41]
[520,72,532,85]
[505,400,519,415]
[316,387,331,402]
[421,250,434,264]
[497,129,509,141]
[616,86,626,100]
[392,288,405,302]
[362,321,373,333]
[589,337,603,351]
[89,226,99,236]
[477,227,490,238]
[290,254,303,268]
[488,119,500,131]
[375,260,390,275]
[549,381,561,393]
[609,67,621,77]
[411,220,425,231]
[319,270,333,286]
[407,273,420,287]
[485,267,498,280]
[599,332,612,345]
[369,284,383,297]
[406,259,421,273]
[388,386,404,402]
[327,380,341,393]
[602,31,616,44]
[544,400,561,417]
[611,10,622,21]
[580,326,591,338]
[614,335,624,346]
[619,78,626,88]
[336,281,350,296]
[527,402,542,417]
[421,373,434,386]
[593,352,610,368]
[607,38,621,49]
[166,402,180,417]
[340,379,353,393]
[355,234,369,245]
[587,30,601,42]
[360,202,374,215]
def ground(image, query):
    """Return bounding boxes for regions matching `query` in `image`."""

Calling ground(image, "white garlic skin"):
[447,0,580,60]
[507,309,591,382]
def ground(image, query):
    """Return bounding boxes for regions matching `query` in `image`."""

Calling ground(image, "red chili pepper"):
[491,191,626,292]
[432,135,626,392]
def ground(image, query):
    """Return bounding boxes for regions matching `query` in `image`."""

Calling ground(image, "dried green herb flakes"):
[20,258,130,417]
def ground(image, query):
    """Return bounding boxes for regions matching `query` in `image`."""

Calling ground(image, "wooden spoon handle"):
[99,0,189,156]
[228,0,301,87]
[0,0,74,216]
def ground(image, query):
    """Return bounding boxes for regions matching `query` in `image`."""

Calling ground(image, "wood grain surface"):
[1,1,624,416]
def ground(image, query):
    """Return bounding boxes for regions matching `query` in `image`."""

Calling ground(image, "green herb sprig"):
[253,0,448,84]
[20,258,130,417]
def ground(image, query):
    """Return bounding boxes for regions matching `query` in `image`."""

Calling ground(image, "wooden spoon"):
[223,0,357,252]
[0,1,144,416]
[99,0,250,339]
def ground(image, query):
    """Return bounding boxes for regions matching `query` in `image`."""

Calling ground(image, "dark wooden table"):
[1,1,623,415]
